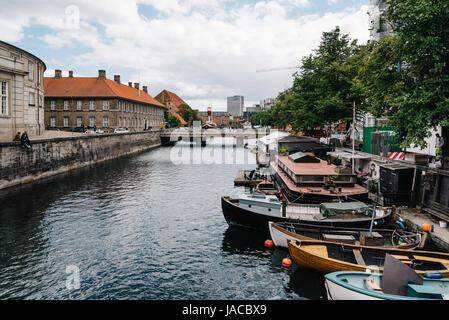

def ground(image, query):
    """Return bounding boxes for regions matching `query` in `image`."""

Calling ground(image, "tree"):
[290,27,366,131]
[177,104,202,126]
[383,0,449,150]
[164,111,180,128]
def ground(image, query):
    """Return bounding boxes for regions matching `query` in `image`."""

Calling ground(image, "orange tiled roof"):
[44,77,166,109]
[154,89,188,108]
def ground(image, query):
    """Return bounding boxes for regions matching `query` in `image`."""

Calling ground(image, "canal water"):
[0,141,326,300]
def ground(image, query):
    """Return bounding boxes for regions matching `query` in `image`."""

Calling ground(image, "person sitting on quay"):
[13,132,21,141]
[20,131,31,149]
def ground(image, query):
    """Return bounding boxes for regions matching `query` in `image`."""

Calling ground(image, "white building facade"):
[0,41,46,141]
[227,95,244,117]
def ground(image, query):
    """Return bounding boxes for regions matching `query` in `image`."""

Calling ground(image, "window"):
[29,92,35,106]
[103,116,109,127]
[64,100,69,111]
[37,65,41,86]
[89,100,95,111]
[50,117,56,127]
[28,61,34,81]
[77,100,82,111]
[76,117,83,127]
[63,117,69,127]
[50,100,56,111]
[1,81,8,115]
[103,100,109,110]
[90,117,96,127]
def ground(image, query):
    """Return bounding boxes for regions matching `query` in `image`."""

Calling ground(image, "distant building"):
[260,98,277,110]
[0,40,46,141]
[198,110,231,127]
[44,70,166,132]
[368,0,393,42]
[154,89,188,126]
[227,95,244,117]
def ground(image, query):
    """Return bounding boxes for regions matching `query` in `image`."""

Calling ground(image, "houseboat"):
[271,152,369,204]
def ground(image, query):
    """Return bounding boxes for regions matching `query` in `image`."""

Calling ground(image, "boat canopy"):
[320,202,372,217]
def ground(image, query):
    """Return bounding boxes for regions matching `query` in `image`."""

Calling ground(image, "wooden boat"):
[324,271,449,300]
[287,239,449,278]
[221,194,392,232]
[271,152,369,204]
[256,180,280,196]
[269,221,423,249]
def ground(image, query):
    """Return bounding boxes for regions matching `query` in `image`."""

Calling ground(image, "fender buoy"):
[422,223,431,232]
[282,258,292,267]
[264,240,274,248]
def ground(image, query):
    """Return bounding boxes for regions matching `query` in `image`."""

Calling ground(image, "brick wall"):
[0,130,160,190]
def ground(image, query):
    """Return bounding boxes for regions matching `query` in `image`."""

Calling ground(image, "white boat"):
[325,271,449,300]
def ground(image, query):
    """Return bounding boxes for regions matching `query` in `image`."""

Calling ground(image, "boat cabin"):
[276,152,358,188]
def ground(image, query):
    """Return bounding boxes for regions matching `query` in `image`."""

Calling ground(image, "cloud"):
[1,0,369,111]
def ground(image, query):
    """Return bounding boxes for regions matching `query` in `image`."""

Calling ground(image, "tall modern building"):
[368,0,393,41]
[227,95,244,117]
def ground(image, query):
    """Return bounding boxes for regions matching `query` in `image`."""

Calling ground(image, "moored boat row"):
[220,140,449,300]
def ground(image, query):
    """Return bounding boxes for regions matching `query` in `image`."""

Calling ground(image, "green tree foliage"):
[382,0,449,148]
[164,111,181,128]
[177,104,202,126]
[291,27,366,130]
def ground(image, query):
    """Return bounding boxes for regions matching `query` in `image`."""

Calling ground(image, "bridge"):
[160,127,270,146]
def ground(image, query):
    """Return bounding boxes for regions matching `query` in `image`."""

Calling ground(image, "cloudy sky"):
[1,0,370,111]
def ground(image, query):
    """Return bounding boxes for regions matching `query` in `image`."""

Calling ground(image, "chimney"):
[98,69,106,80]
[55,69,62,80]
[134,83,140,90]
[114,75,121,84]
[142,86,148,93]
[68,71,73,78]
[128,82,132,87]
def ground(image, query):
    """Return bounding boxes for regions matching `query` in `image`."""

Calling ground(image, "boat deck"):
[271,162,368,197]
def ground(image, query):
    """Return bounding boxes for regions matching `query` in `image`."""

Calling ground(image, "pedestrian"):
[81,123,85,133]
[436,133,444,158]
[20,131,31,149]
[13,132,21,141]
[93,124,97,133]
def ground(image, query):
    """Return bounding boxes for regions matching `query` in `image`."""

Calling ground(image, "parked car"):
[71,127,84,133]
[114,128,129,133]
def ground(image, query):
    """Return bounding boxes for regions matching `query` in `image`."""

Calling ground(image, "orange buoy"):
[264,240,274,248]
[422,223,431,232]
[282,258,292,267]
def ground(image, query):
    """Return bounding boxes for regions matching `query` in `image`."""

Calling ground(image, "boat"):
[271,152,369,204]
[221,194,392,232]
[256,180,280,196]
[268,221,423,249]
[324,271,449,300]
[287,239,449,278]
[324,254,449,300]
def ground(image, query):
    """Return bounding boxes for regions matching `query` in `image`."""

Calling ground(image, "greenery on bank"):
[251,0,449,149]
[177,104,202,126]
[164,104,203,128]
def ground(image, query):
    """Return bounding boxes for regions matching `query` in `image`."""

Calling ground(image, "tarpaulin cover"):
[319,202,372,217]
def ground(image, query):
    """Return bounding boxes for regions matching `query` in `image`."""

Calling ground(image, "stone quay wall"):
[0,130,161,190]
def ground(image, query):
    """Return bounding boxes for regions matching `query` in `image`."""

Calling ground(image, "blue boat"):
[325,271,449,300]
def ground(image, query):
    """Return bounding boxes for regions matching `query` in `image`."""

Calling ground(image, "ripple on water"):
[0,146,326,300]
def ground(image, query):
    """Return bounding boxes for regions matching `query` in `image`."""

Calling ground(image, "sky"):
[0,0,371,111]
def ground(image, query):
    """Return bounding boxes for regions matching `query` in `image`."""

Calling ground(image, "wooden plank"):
[303,245,328,258]
[413,255,449,264]
[352,249,366,266]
